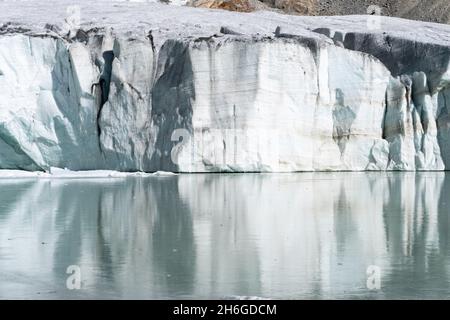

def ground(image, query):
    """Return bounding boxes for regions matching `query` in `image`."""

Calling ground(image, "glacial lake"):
[0,172,449,299]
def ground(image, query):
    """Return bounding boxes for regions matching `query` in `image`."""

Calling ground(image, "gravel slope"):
[190,0,450,24]
[316,0,450,24]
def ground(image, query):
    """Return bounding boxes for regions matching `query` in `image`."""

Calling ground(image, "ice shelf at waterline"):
[1,1,450,172]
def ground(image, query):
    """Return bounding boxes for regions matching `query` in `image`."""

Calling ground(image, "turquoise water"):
[0,172,449,299]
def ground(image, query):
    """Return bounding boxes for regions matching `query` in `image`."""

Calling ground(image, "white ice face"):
[0,1,449,172]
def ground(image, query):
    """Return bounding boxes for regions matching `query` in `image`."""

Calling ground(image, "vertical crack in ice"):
[147,30,156,54]
[99,51,114,107]
[96,50,114,141]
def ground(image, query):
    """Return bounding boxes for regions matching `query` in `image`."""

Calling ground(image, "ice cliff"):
[1,1,450,172]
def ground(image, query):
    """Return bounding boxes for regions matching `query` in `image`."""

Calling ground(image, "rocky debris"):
[189,0,450,25]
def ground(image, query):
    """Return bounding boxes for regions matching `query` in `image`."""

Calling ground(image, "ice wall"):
[1,7,450,172]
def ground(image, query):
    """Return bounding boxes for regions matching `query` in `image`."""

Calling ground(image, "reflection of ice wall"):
[0,173,448,298]
[1,3,450,172]
[177,174,391,298]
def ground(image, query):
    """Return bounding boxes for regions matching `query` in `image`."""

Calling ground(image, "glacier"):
[0,1,450,172]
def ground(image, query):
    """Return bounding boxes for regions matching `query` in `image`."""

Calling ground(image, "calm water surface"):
[0,172,449,299]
